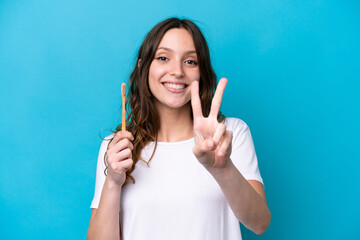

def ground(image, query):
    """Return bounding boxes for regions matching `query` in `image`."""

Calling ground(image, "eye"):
[156,56,168,61]
[185,60,198,66]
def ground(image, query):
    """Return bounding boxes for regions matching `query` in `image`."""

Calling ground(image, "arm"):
[191,79,271,234]
[206,162,270,235]
[87,178,122,240]
[87,131,134,240]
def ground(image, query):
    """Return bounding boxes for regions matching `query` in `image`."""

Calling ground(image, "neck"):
[156,103,194,142]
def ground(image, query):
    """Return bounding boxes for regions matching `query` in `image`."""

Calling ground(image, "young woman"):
[87,18,271,240]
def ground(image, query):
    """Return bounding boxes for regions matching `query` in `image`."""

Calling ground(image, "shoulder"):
[104,133,115,140]
[99,133,115,150]
[223,117,249,133]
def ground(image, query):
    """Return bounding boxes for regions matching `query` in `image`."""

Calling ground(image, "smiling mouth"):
[162,82,188,90]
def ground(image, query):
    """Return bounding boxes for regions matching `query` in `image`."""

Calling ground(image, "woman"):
[87,18,271,240]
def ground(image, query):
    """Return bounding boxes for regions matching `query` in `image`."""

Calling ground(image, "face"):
[148,28,200,110]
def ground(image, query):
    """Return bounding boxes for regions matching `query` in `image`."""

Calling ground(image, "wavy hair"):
[104,18,225,184]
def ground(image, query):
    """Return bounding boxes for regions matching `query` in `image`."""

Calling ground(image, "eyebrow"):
[157,47,196,54]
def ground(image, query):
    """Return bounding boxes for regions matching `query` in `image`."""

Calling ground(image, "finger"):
[217,130,233,157]
[212,123,226,146]
[191,81,203,119]
[108,138,133,155]
[121,158,134,171]
[209,78,228,118]
[193,139,214,158]
[108,148,132,165]
[112,158,133,174]
[114,148,132,162]
[109,131,134,148]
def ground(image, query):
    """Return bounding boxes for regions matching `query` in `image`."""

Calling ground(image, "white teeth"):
[164,83,186,89]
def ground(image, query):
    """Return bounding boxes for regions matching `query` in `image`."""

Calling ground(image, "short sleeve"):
[225,118,264,185]
[90,134,113,209]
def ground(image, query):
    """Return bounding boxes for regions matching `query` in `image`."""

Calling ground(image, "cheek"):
[149,62,167,81]
[189,69,200,83]
[148,63,166,93]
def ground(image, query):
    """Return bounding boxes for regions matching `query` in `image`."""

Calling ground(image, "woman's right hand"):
[106,131,134,186]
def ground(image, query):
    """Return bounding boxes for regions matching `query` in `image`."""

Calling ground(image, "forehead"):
[157,28,196,51]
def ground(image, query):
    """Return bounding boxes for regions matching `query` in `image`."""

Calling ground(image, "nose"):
[170,60,184,78]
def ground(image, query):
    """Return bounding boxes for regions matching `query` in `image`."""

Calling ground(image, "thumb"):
[193,139,215,158]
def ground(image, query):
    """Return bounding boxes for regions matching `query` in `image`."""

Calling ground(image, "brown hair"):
[104,18,225,183]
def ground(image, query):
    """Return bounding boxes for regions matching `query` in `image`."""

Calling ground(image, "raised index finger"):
[191,81,203,119]
[209,78,228,118]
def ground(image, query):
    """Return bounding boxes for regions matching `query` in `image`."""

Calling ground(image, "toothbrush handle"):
[122,96,126,131]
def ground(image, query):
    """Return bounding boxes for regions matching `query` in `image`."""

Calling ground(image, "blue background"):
[1,0,359,239]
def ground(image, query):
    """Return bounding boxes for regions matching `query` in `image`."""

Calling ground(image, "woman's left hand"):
[191,78,233,170]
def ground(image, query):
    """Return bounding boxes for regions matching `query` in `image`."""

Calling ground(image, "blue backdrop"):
[1,0,359,239]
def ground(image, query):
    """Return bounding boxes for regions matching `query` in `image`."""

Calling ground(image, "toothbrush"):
[121,83,126,131]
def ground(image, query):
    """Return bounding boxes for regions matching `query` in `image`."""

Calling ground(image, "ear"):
[138,59,141,67]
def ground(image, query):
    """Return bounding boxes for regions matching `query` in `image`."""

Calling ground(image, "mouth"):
[162,82,189,93]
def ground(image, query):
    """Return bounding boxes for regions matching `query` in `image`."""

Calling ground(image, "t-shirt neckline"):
[154,137,195,146]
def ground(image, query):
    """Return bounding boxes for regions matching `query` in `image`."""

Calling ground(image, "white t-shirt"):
[91,118,263,240]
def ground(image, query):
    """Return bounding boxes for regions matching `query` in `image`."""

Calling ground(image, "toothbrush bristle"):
[121,83,126,96]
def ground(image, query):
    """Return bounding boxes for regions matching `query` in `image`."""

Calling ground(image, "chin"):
[167,103,187,109]
[164,100,190,110]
